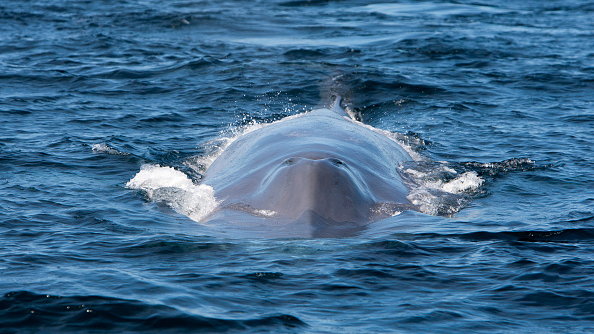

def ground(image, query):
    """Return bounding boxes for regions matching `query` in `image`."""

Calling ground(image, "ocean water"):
[1,0,594,332]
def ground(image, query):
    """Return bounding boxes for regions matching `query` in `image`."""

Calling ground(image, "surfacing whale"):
[201,97,415,237]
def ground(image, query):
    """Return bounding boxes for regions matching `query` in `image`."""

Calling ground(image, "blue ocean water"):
[1,0,594,332]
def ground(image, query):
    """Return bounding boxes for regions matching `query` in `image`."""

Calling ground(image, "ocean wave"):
[458,228,594,243]
[0,291,305,332]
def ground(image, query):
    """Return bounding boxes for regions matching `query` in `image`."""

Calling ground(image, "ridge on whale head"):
[257,155,374,224]
[200,96,415,237]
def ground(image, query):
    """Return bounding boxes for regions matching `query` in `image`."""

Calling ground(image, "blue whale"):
[201,97,415,237]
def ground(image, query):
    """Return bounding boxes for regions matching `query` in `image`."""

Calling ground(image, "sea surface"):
[1,0,594,332]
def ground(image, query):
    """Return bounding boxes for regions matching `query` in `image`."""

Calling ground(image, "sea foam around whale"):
[126,164,218,222]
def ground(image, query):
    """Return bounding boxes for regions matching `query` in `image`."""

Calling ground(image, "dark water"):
[2,0,594,332]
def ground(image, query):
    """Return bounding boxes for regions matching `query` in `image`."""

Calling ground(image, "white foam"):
[91,143,127,155]
[126,164,218,222]
[401,164,484,216]
[254,209,277,217]
[442,171,483,193]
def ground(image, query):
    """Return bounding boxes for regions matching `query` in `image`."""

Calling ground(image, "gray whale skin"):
[201,98,414,237]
